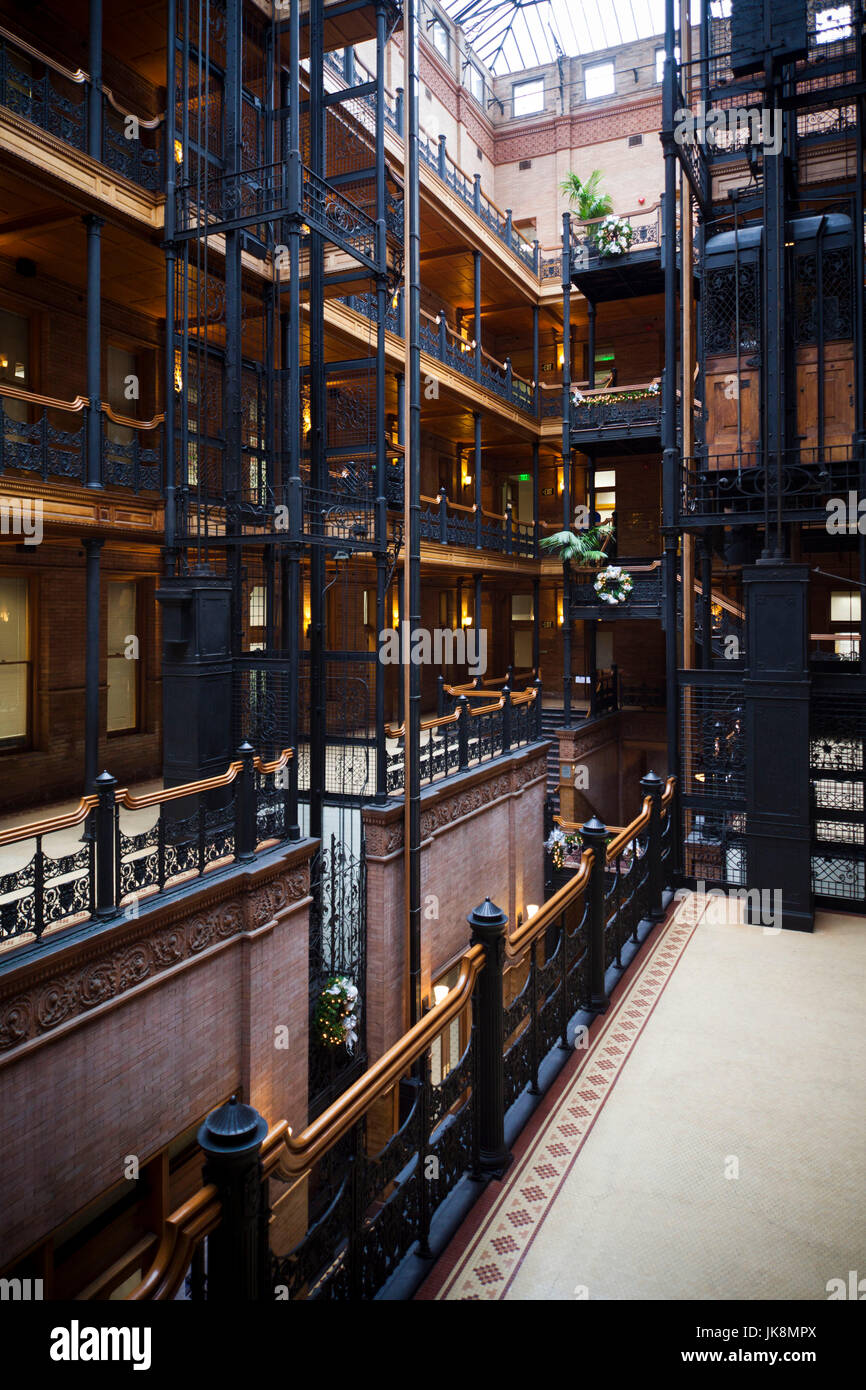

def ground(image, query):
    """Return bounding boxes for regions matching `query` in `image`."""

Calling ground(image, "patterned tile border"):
[433,891,709,1300]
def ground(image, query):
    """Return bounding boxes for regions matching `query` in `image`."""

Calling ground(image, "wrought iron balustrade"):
[0,28,163,189]
[571,204,663,272]
[385,683,542,794]
[680,445,859,523]
[416,488,535,557]
[570,562,663,616]
[570,386,662,433]
[0,389,164,493]
[120,774,675,1303]
[0,746,293,950]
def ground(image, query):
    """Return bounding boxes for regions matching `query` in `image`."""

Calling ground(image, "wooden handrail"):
[0,384,87,412]
[0,795,96,848]
[385,687,535,740]
[115,748,293,810]
[574,200,662,228]
[126,1185,221,1301]
[0,24,163,127]
[101,404,165,431]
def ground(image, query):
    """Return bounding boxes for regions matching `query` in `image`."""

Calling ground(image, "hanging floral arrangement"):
[315,975,361,1053]
[544,826,581,869]
[595,215,635,257]
[594,566,634,605]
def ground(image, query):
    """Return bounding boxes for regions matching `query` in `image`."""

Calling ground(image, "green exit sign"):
[517,473,531,482]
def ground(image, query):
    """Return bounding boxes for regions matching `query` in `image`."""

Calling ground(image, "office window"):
[595,468,616,516]
[584,61,615,100]
[512,77,544,117]
[467,63,484,103]
[655,46,681,83]
[107,581,138,733]
[830,591,861,624]
[512,594,534,622]
[431,18,449,61]
[249,584,266,629]
[815,6,852,42]
[0,577,29,744]
[0,309,30,423]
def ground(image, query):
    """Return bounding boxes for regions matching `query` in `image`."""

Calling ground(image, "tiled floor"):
[419,892,866,1301]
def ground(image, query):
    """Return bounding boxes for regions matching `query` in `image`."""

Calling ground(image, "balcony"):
[570,205,665,301]
[0,387,163,493]
[569,559,663,620]
[418,488,535,557]
[679,445,859,526]
[339,292,540,417]
[0,27,163,192]
[570,381,662,450]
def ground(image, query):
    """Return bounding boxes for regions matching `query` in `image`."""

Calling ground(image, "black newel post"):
[501,683,512,753]
[534,675,543,739]
[640,770,666,921]
[457,694,469,769]
[234,741,257,862]
[467,897,512,1178]
[198,1095,269,1302]
[94,769,117,918]
[580,815,610,1013]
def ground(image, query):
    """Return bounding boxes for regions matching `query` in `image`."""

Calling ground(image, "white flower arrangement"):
[544,826,581,869]
[315,974,361,1053]
[594,566,634,605]
[595,215,634,258]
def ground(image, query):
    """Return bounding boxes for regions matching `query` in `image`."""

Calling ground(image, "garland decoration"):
[315,975,361,1053]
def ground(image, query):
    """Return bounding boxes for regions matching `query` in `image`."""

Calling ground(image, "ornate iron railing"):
[0,27,163,190]
[570,562,663,617]
[385,682,542,794]
[680,445,859,524]
[0,746,293,948]
[570,385,662,433]
[0,388,164,493]
[570,204,663,272]
[121,774,675,1303]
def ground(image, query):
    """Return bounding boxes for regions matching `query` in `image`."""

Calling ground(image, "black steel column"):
[84,215,104,490]
[83,537,103,791]
[532,439,540,557]
[561,212,573,724]
[700,541,713,669]
[532,575,540,674]
[532,303,539,415]
[163,0,177,559]
[474,410,482,549]
[284,8,302,839]
[308,0,327,841]
[586,297,596,388]
[742,563,813,931]
[406,0,422,1027]
[661,0,681,842]
[473,249,482,383]
[88,0,103,162]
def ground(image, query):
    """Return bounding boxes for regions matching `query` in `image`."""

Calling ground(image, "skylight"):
[438,0,697,76]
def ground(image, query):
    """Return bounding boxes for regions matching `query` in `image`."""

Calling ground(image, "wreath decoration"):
[315,975,361,1053]
[594,566,634,605]
[595,215,634,257]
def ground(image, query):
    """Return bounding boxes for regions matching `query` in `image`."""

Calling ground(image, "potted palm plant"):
[560,170,613,248]
[540,519,613,565]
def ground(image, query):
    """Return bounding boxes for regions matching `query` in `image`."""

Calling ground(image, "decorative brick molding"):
[0,844,313,1059]
[492,97,663,165]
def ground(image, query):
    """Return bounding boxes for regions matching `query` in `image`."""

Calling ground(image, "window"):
[0,309,30,423]
[0,576,30,744]
[830,590,861,624]
[107,581,138,733]
[249,584,267,629]
[467,63,484,103]
[595,468,616,517]
[512,77,544,117]
[655,46,680,83]
[815,6,852,43]
[431,17,449,62]
[511,594,534,622]
[584,61,615,101]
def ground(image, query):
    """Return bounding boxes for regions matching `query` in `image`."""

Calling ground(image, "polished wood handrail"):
[508,852,592,957]
[0,795,97,848]
[572,379,660,400]
[386,685,536,739]
[115,748,293,810]
[101,404,165,431]
[126,1185,221,1301]
[271,943,486,1175]
[575,200,662,228]
[0,24,163,127]
[0,384,88,412]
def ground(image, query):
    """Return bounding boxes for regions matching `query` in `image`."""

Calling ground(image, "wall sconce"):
[557,469,564,494]
[526,903,539,920]
[556,342,564,369]
[173,349,183,393]
[557,594,564,626]
[302,401,312,436]
[432,983,449,1006]
[174,138,183,164]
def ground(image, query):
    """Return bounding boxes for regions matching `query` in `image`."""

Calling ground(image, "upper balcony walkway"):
[418,889,866,1301]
